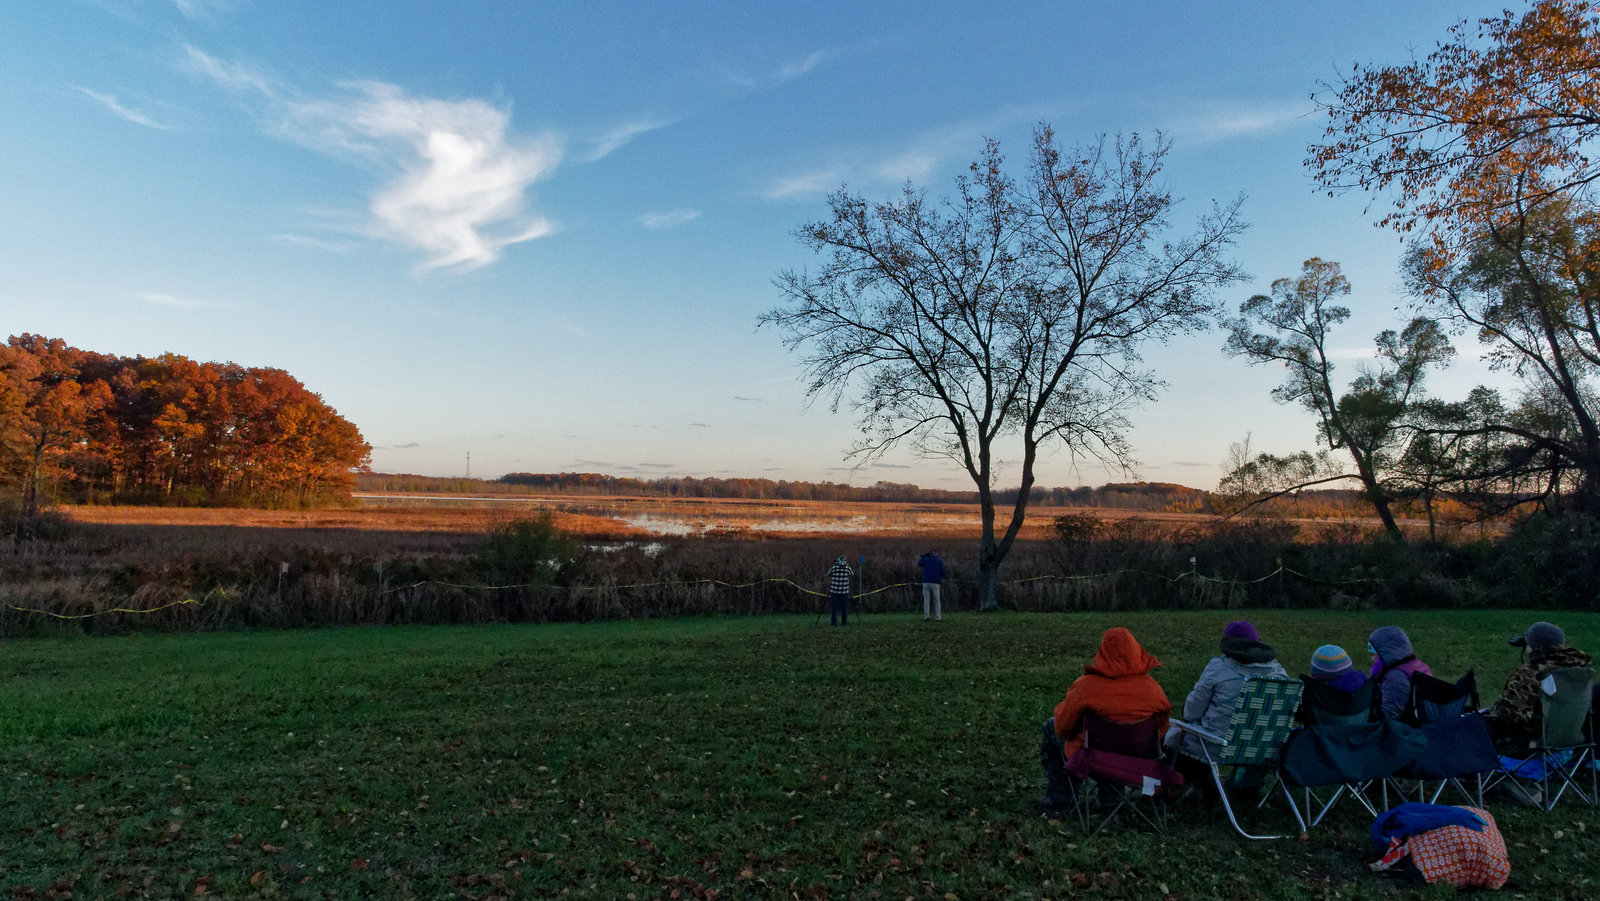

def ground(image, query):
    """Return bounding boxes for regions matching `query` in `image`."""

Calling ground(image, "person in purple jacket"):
[1307,644,1367,692]
[1368,626,1431,718]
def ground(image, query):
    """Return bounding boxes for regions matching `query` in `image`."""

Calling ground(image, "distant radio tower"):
[466,452,471,479]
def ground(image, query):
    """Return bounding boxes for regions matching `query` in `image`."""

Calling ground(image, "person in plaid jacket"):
[827,555,853,626]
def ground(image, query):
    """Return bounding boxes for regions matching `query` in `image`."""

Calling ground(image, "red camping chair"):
[1064,712,1184,835]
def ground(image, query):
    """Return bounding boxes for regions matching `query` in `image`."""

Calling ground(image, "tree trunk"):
[975,559,1001,611]
[976,492,1002,610]
[1352,451,1404,542]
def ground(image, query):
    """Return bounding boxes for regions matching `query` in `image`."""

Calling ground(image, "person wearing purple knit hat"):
[1166,620,1287,800]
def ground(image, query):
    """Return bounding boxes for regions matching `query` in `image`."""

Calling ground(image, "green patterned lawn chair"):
[1171,675,1307,840]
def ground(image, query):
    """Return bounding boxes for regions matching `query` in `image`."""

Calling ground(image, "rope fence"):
[0,562,1400,621]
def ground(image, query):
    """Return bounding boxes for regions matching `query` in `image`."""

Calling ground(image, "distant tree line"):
[362,471,1264,513]
[0,334,370,520]
[362,470,1462,521]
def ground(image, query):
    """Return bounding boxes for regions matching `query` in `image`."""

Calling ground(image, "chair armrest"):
[1170,719,1226,746]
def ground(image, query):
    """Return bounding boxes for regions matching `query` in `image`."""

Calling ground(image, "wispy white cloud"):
[727,49,832,89]
[638,208,700,229]
[762,106,1051,200]
[774,50,829,84]
[587,117,672,162]
[133,291,207,308]
[74,86,171,130]
[271,233,359,253]
[172,0,237,19]
[324,83,561,270]
[763,168,844,200]
[183,46,561,271]
[1171,98,1313,145]
[181,45,274,98]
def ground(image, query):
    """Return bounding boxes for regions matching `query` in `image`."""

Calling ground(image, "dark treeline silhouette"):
[0,334,370,512]
[360,471,1235,512]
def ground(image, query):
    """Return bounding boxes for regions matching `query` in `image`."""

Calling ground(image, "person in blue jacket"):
[918,549,945,621]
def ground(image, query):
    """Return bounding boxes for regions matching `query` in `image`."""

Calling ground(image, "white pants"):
[922,582,941,619]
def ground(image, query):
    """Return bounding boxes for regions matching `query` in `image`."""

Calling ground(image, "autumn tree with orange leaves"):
[0,336,111,534]
[1312,1,1600,512]
[1311,0,1600,239]
[0,334,370,518]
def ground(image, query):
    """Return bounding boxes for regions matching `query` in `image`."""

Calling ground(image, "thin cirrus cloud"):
[133,291,207,309]
[761,108,1050,200]
[1171,98,1314,145]
[74,86,171,130]
[727,49,831,89]
[182,46,561,272]
[638,208,701,230]
[270,233,359,254]
[586,117,673,162]
[171,0,237,19]
[763,168,844,200]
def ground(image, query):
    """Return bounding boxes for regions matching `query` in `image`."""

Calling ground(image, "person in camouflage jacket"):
[1487,621,1592,751]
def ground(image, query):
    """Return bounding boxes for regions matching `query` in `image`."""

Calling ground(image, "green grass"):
[2,610,1597,899]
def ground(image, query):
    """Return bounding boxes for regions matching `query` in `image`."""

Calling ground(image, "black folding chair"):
[1392,671,1496,806]
[1298,677,1374,727]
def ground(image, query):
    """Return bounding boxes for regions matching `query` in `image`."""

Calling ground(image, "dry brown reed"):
[0,500,1492,636]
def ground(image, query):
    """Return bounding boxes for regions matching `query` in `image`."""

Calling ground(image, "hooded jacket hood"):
[1085,627,1162,678]
[1221,636,1278,665]
[1368,626,1416,669]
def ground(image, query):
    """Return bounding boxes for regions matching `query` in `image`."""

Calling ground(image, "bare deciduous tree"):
[763,126,1245,609]
[1223,259,1454,539]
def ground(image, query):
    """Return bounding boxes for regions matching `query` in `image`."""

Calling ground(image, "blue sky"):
[2,1,1518,491]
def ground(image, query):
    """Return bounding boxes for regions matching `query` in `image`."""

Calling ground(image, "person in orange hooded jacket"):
[1038,627,1171,812]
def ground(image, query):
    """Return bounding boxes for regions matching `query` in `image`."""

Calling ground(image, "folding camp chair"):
[1298,677,1374,727]
[1063,712,1184,835]
[1486,666,1596,810]
[1393,671,1496,807]
[1407,670,1478,724]
[1280,719,1426,827]
[1170,675,1306,840]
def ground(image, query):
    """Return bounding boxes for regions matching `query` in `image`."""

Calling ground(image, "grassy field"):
[3,610,1596,899]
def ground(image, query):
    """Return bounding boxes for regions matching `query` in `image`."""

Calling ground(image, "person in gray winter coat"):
[1167,620,1288,757]
[1368,626,1432,719]
[1166,620,1287,797]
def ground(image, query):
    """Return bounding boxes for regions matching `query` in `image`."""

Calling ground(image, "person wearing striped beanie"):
[1308,644,1366,693]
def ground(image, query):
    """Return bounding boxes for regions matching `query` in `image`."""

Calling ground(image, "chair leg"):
[1081,780,1169,837]
[1545,747,1595,809]
[1210,761,1296,840]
